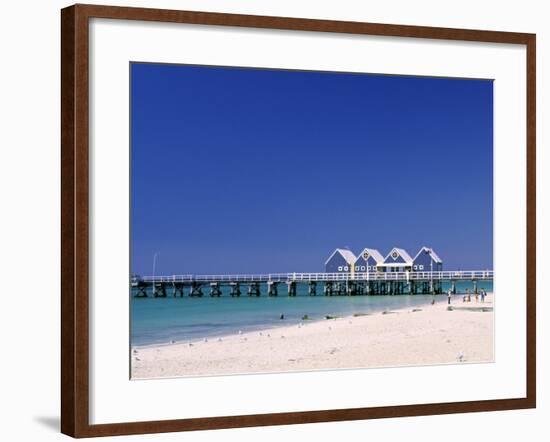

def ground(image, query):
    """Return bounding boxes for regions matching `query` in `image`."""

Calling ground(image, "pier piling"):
[366,281,373,295]
[134,282,148,297]
[248,282,260,296]
[172,282,185,297]
[190,282,204,297]
[346,281,357,296]
[210,283,222,297]
[133,270,493,299]
[153,282,166,298]
[267,281,279,296]
[230,282,241,297]
[287,281,297,296]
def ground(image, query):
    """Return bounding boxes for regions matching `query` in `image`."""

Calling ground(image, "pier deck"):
[132,270,493,297]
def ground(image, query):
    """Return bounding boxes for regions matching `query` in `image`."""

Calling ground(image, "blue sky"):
[131,63,493,275]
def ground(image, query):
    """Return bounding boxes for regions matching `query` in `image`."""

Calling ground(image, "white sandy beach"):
[132,294,494,379]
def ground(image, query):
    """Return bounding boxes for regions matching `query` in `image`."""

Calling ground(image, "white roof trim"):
[324,248,356,265]
[413,246,443,264]
[383,247,413,264]
[356,248,385,264]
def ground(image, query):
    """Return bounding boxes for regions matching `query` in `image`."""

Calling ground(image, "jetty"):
[131,270,493,298]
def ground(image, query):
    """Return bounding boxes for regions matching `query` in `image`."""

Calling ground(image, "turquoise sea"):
[131,280,492,347]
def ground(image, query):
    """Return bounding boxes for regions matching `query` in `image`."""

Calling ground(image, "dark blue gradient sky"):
[131,63,493,275]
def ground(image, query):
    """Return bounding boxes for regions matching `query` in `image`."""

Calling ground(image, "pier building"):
[353,248,384,273]
[378,247,414,272]
[131,245,492,298]
[413,246,443,272]
[324,248,356,273]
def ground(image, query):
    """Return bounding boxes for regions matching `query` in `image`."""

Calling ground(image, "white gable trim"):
[383,247,413,264]
[324,248,356,265]
[413,246,443,264]
[357,248,385,264]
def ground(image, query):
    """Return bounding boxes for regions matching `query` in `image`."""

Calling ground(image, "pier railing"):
[136,270,493,284]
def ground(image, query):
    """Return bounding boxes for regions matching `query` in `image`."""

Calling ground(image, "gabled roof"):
[413,246,443,264]
[356,248,385,264]
[324,248,357,265]
[383,247,413,264]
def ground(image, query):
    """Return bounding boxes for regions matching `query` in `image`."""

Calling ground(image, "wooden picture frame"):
[61,3,536,437]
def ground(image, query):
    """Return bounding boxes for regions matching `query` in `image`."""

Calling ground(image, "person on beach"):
[465,289,471,302]
[481,288,486,302]
[447,289,452,305]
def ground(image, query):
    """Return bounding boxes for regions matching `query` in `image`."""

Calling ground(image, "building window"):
[338,266,343,271]
[419,265,424,270]
[413,265,418,270]
[344,266,349,271]
[360,266,365,271]
[367,266,371,271]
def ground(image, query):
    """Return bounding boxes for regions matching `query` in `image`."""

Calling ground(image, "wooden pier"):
[132,270,493,298]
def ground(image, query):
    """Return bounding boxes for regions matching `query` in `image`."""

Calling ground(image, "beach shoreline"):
[132,293,494,379]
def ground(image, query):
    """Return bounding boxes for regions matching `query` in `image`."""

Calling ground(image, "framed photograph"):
[61,4,536,437]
